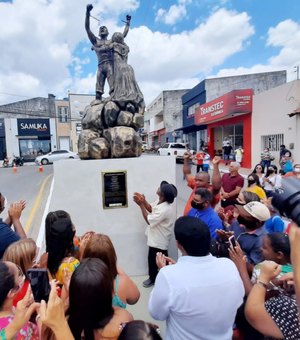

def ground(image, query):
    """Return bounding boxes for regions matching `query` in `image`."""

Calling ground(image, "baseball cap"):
[160,181,177,204]
[236,201,270,222]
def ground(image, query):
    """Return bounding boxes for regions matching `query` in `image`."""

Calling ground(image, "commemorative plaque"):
[102,171,128,209]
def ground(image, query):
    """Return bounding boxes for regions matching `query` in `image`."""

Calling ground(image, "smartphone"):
[228,235,237,248]
[27,268,50,302]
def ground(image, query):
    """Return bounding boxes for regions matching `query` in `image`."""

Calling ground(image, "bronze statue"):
[79,4,145,160]
[85,4,131,100]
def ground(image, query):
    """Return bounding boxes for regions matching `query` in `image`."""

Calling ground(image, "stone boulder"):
[78,129,100,159]
[117,111,133,127]
[103,101,120,127]
[89,137,110,159]
[104,126,142,158]
[81,103,105,131]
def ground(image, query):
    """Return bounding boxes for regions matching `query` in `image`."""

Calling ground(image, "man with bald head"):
[183,153,221,215]
[220,161,244,208]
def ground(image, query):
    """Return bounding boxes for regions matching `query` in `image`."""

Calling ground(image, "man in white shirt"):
[133,181,177,288]
[149,216,244,340]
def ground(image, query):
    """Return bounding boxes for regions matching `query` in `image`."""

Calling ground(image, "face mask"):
[248,179,255,185]
[191,200,205,210]
[268,170,274,173]
[237,215,250,226]
[294,168,300,173]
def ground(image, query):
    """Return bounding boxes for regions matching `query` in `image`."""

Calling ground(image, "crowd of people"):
[0,149,300,340]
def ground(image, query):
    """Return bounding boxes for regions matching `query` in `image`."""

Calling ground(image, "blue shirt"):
[237,227,266,265]
[263,215,285,233]
[0,218,20,258]
[188,207,223,239]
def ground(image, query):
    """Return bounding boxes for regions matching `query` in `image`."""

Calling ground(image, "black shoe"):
[143,278,154,288]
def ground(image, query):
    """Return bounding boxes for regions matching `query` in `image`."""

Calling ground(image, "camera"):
[272,177,300,226]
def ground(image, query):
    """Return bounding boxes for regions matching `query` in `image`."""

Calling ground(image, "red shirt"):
[221,173,244,201]
[194,152,205,165]
[184,177,220,216]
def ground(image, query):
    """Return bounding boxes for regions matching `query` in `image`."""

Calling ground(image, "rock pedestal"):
[78,99,144,159]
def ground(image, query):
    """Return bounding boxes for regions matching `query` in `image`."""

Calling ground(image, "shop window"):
[188,103,199,117]
[261,134,284,152]
[19,139,51,161]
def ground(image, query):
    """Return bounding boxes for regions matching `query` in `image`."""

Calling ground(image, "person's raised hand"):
[229,242,247,270]
[10,285,40,333]
[133,192,144,206]
[212,156,221,165]
[39,281,66,331]
[183,152,192,160]
[277,272,295,294]
[216,229,233,241]
[259,260,281,283]
[8,202,23,220]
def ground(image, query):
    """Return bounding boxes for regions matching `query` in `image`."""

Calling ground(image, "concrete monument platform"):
[49,155,177,276]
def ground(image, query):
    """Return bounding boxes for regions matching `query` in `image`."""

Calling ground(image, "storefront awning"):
[194,89,253,125]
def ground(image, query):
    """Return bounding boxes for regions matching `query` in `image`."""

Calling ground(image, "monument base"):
[49,155,177,276]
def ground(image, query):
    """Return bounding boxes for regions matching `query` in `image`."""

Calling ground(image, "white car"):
[158,143,194,162]
[35,150,79,165]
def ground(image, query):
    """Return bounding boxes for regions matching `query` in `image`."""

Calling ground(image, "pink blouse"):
[0,315,39,339]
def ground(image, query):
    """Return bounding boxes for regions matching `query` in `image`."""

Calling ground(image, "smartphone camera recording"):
[27,268,50,303]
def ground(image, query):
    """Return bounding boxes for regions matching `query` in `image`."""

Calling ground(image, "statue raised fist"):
[86,4,93,12]
[126,15,131,23]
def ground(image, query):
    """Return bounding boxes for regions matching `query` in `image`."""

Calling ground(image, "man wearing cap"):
[220,161,244,208]
[183,154,221,215]
[133,181,177,288]
[0,193,26,258]
[235,201,270,265]
[149,216,244,340]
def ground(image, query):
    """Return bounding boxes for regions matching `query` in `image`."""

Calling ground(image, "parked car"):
[35,150,79,165]
[157,143,195,163]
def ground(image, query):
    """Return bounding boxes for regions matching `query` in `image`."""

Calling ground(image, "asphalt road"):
[0,158,195,242]
[0,163,53,240]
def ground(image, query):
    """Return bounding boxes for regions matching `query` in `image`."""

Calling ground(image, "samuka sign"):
[17,119,50,136]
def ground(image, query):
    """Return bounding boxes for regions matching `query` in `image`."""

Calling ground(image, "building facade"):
[0,94,57,161]
[252,79,300,167]
[55,99,72,151]
[145,90,189,148]
[68,93,95,153]
[181,71,287,152]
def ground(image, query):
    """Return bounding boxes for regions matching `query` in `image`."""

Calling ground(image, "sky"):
[0,0,299,106]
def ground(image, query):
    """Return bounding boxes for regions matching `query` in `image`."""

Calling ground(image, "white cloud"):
[2,0,297,109]
[155,0,192,25]
[215,19,300,82]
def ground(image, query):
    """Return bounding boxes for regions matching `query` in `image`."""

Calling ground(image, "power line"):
[0,109,82,122]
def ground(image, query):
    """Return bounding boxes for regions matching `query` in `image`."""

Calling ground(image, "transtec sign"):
[194,89,253,125]
[17,119,50,136]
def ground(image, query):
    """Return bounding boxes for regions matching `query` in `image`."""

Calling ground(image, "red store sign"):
[194,89,253,125]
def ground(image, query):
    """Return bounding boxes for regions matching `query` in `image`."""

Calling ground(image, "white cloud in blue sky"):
[0,0,299,106]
